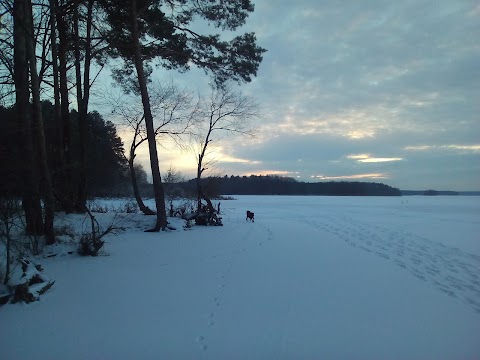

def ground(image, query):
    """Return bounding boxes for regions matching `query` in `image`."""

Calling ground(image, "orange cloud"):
[218,155,262,165]
[242,170,299,177]
[311,173,388,180]
[404,144,480,152]
[347,154,403,162]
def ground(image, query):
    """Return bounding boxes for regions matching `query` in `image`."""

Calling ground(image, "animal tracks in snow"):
[301,215,480,313]
[196,222,257,354]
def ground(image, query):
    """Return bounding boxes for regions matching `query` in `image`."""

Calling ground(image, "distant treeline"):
[401,190,480,196]
[401,190,460,196]
[176,175,402,196]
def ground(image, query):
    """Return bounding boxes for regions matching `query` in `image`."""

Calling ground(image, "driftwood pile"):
[194,211,223,226]
[0,258,54,305]
[182,208,223,226]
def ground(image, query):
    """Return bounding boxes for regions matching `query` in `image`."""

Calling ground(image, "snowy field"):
[1,195,479,359]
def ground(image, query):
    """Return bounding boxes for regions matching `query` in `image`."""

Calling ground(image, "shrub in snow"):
[183,219,193,230]
[170,199,196,218]
[0,283,10,304]
[77,207,119,256]
[89,203,109,213]
[88,199,139,214]
[122,201,138,213]
[54,224,76,238]
[78,232,105,257]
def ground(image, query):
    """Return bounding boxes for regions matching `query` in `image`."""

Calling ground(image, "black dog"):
[246,210,254,222]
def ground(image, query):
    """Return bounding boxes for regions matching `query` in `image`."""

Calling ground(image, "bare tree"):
[195,84,258,214]
[163,165,186,204]
[103,80,198,215]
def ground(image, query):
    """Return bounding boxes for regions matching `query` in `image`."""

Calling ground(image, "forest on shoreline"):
[164,175,402,198]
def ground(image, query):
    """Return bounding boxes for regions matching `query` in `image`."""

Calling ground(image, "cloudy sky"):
[115,0,480,191]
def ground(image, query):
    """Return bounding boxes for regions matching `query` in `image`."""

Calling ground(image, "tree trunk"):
[56,0,73,213]
[1,199,15,285]
[129,151,155,215]
[196,156,203,213]
[197,172,215,215]
[49,0,63,207]
[130,0,167,231]
[73,2,85,213]
[26,0,56,245]
[13,0,43,236]
[196,131,214,214]
[74,0,94,213]
[5,228,10,284]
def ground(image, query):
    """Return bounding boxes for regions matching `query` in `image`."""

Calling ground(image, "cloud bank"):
[216,0,480,190]
[114,0,479,191]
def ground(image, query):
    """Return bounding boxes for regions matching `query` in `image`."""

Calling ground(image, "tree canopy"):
[99,0,266,89]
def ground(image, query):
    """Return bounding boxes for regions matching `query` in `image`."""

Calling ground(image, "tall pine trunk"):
[73,3,85,212]
[49,0,63,207]
[73,0,94,213]
[13,0,43,236]
[56,0,73,213]
[26,0,56,244]
[130,0,167,231]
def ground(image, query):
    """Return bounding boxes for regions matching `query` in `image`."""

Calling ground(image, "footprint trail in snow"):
[301,214,480,313]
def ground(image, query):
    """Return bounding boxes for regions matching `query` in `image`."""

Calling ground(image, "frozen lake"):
[220,195,480,311]
[1,195,479,359]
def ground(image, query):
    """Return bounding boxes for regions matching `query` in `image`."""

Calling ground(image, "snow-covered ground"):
[1,195,479,359]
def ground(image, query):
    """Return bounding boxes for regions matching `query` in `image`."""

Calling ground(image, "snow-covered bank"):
[1,196,479,359]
